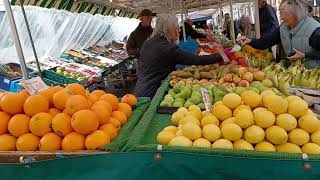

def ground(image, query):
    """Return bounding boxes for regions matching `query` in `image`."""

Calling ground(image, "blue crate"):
[0,76,22,92]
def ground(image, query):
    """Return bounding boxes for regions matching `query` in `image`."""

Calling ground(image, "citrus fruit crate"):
[42,69,88,87]
[125,76,320,161]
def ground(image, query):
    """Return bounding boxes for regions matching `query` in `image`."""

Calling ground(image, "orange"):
[48,108,61,117]
[52,113,73,137]
[100,94,119,110]
[121,94,137,107]
[65,95,89,116]
[91,90,106,98]
[107,117,121,130]
[65,83,87,97]
[111,111,127,125]
[29,113,53,136]
[85,130,110,150]
[62,132,85,151]
[8,114,30,137]
[24,95,49,116]
[0,111,10,135]
[71,110,99,135]
[99,124,118,140]
[0,93,26,115]
[39,132,62,151]
[91,105,111,125]
[94,100,112,112]
[52,90,72,110]
[117,103,132,118]
[39,86,63,107]
[16,133,40,151]
[87,94,99,104]
[0,134,17,151]
[20,89,30,98]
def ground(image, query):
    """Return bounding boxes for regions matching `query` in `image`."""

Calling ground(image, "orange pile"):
[0,84,137,151]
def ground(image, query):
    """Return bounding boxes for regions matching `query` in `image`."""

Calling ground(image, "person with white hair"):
[134,14,223,98]
[237,0,320,68]
[239,15,256,39]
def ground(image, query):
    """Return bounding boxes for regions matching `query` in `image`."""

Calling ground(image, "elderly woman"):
[237,0,320,68]
[239,15,256,39]
[134,14,222,98]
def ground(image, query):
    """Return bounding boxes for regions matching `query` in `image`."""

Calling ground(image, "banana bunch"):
[247,56,271,69]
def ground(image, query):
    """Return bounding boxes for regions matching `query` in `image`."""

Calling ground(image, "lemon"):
[201,115,219,127]
[177,107,189,116]
[163,126,178,134]
[266,126,288,145]
[311,130,320,145]
[235,109,254,128]
[193,138,211,148]
[286,96,302,103]
[187,110,203,120]
[254,109,275,128]
[181,123,202,140]
[288,99,308,118]
[202,124,221,142]
[212,139,233,149]
[212,104,232,121]
[221,123,243,141]
[302,143,320,154]
[233,139,254,150]
[176,129,183,136]
[168,136,193,147]
[233,105,251,117]
[188,105,201,112]
[202,111,212,117]
[253,107,267,114]
[276,113,297,131]
[157,131,176,145]
[288,128,310,146]
[305,109,316,117]
[298,114,320,133]
[241,90,262,108]
[171,111,185,126]
[276,142,302,153]
[179,115,201,126]
[264,95,288,115]
[223,93,242,109]
[213,101,223,107]
[261,90,275,98]
[244,125,265,144]
[255,141,276,152]
[220,117,236,129]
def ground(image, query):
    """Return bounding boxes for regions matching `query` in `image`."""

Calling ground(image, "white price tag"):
[216,48,229,63]
[20,76,49,95]
[200,88,213,112]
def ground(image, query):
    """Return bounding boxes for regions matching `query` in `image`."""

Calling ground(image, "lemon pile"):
[157,90,320,154]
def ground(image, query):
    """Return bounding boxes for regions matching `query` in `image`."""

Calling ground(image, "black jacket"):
[134,35,222,98]
[179,22,206,40]
[259,2,279,36]
[249,27,320,59]
[126,23,153,58]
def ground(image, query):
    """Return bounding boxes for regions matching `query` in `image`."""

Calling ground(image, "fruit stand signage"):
[200,87,212,112]
[20,76,48,95]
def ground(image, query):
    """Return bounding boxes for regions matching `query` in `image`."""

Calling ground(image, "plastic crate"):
[0,76,22,92]
[42,68,88,87]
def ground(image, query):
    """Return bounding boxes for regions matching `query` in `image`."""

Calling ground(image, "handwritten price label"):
[200,88,213,112]
[20,76,48,95]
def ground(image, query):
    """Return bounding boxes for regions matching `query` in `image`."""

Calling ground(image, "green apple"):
[190,94,202,104]
[175,98,186,104]
[172,101,184,108]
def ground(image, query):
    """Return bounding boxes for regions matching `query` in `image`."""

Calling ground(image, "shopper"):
[239,15,256,39]
[126,9,155,58]
[237,0,320,69]
[179,18,207,41]
[258,0,279,36]
[222,13,238,40]
[135,14,223,98]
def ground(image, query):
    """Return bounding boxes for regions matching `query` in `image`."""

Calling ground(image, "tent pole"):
[181,12,186,42]
[219,3,223,29]
[229,0,235,42]
[19,0,43,78]
[254,0,261,38]
[3,0,29,79]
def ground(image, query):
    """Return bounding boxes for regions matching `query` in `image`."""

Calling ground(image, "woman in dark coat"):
[134,14,223,98]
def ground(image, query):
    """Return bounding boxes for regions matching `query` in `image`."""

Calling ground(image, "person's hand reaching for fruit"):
[236,36,252,46]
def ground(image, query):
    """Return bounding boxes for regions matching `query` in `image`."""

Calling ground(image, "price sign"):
[200,88,213,112]
[20,76,49,95]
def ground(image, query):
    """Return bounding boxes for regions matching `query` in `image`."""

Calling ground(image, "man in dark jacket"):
[126,9,155,58]
[179,18,207,41]
[222,13,239,40]
[258,0,279,36]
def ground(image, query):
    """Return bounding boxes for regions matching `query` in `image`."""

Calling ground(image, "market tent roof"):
[188,13,211,22]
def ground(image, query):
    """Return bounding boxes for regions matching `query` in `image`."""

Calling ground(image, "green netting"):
[105,97,150,152]
[125,76,320,160]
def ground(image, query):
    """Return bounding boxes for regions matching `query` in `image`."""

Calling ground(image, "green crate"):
[125,76,320,160]
[42,69,88,87]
